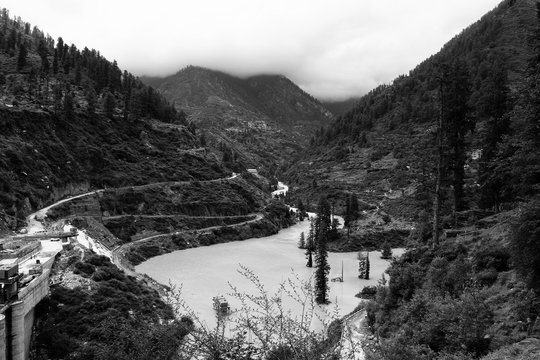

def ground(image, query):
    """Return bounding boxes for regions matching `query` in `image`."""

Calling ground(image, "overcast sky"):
[3,0,502,100]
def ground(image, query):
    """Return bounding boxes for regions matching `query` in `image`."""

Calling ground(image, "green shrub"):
[381,242,392,259]
[73,261,95,277]
[358,285,378,299]
[472,246,510,272]
[86,254,112,267]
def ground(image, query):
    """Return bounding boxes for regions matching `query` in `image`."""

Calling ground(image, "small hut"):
[212,295,231,316]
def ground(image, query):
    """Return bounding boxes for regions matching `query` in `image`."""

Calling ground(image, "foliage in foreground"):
[364,222,540,360]
[167,266,341,360]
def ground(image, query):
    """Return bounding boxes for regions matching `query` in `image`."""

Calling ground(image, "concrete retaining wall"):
[0,314,6,360]
[11,269,50,360]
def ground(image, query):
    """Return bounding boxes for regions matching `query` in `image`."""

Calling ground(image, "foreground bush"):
[32,255,191,360]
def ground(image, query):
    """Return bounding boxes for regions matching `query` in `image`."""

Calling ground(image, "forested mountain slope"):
[148,66,333,175]
[0,10,229,231]
[285,0,539,220]
[282,0,540,358]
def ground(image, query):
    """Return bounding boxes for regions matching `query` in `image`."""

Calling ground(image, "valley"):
[0,0,540,359]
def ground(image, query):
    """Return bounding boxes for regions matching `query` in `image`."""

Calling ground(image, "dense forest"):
[0,8,181,121]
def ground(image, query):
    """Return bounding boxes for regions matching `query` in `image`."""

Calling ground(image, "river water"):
[136,212,403,330]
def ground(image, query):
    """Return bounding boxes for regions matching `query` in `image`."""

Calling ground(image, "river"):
[136,212,403,330]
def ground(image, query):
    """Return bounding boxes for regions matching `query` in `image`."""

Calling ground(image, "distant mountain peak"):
[148,64,333,171]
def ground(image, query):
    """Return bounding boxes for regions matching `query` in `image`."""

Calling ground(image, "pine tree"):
[16,43,27,71]
[305,219,315,267]
[63,90,74,120]
[56,37,64,61]
[432,62,472,242]
[350,194,359,219]
[52,49,58,74]
[27,67,37,97]
[365,253,370,280]
[86,86,97,115]
[53,84,63,114]
[314,197,331,304]
[381,242,392,259]
[74,63,82,85]
[63,54,71,74]
[358,252,370,280]
[297,199,306,221]
[0,73,6,94]
[494,6,540,204]
[37,39,49,73]
[345,194,359,238]
[298,232,305,249]
[442,61,473,212]
[433,65,446,246]
[478,61,510,211]
[104,91,115,119]
[344,195,351,230]
[122,70,133,120]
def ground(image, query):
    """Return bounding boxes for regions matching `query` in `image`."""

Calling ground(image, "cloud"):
[3,0,501,100]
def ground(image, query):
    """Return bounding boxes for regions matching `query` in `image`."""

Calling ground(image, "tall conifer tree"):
[314,197,331,304]
[305,219,315,267]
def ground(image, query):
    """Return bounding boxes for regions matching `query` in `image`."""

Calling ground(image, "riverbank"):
[120,210,289,265]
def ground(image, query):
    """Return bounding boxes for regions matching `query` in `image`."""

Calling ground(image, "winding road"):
[25,173,240,234]
[26,190,100,234]
[23,172,261,282]
[114,212,264,257]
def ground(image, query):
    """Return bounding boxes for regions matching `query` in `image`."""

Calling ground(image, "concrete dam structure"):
[0,269,50,360]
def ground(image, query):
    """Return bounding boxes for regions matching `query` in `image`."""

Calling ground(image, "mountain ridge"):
[148,65,333,174]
